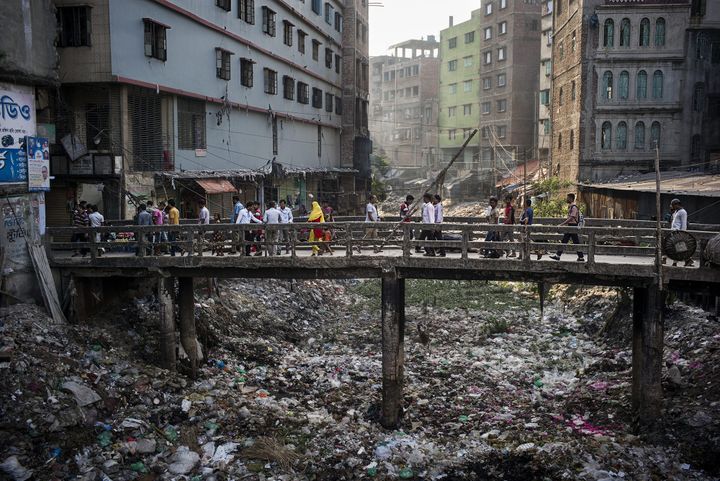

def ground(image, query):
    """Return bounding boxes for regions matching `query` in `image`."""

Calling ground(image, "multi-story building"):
[369,37,440,180]
[537,0,554,165]
[552,0,720,183]
[439,1,541,192]
[50,0,369,222]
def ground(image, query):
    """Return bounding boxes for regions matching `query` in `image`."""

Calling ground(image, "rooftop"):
[582,171,720,197]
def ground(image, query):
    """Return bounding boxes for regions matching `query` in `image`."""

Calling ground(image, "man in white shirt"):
[88,204,105,256]
[278,199,294,254]
[235,201,262,255]
[198,199,210,224]
[669,198,693,267]
[420,193,436,256]
[433,194,446,257]
[362,195,381,252]
[263,201,282,256]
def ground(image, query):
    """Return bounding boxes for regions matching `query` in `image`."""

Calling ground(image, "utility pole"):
[654,140,663,288]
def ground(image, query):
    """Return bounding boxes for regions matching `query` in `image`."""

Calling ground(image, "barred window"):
[283,75,295,100]
[262,7,276,36]
[57,6,91,47]
[240,58,254,87]
[143,19,167,61]
[312,87,323,108]
[178,98,206,150]
[297,82,310,104]
[216,0,231,11]
[325,92,333,112]
[283,21,294,46]
[335,96,342,115]
[264,68,278,94]
[216,48,232,80]
[238,0,255,24]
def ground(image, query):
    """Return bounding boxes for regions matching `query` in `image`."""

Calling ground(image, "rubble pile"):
[0,280,717,480]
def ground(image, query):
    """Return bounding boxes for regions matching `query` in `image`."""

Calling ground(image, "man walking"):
[71,200,90,257]
[420,193,436,257]
[360,195,381,252]
[88,204,105,256]
[167,199,182,256]
[502,195,517,258]
[520,198,538,260]
[279,199,294,254]
[136,203,152,256]
[433,194,446,257]
[481,196,500,258]
[668,198,693,267]
[236,201,262,256]
[550,193,584,262]
[232,195,244,224]
[400,195,420,253]
[198,199,210,225]
[263,201,282,256]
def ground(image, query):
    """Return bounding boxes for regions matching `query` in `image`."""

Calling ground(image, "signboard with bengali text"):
[0,89,34,183]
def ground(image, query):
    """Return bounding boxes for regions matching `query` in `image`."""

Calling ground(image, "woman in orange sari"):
[308,201,325,256]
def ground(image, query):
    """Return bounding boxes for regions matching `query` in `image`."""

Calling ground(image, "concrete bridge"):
[46,218,720,429]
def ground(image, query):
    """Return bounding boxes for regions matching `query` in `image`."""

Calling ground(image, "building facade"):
[552,0,720,183]
[51,0,369,222]
[537,0,554,165]
[439,1,541,192]
[369,38,440,180]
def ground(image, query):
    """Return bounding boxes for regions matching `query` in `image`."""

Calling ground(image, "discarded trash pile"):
[0,280,717,480]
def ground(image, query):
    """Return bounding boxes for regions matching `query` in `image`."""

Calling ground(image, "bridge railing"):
[45,221,717,266]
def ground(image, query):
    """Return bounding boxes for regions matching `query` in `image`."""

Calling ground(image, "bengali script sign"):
[0,89,34,183]
[27,136,50,192]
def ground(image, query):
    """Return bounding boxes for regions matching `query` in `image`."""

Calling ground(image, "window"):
[482,102,491,114]
[298,30,307,53]
[283,75,295,99]
[335,12,343,32]
[448,60,458,71]
[317,126,322,157]
[483,77,492,90]
[603,19,614,47]
[603,71,613,100]
[655,18,665,46]
[312,0,321,14]
[539,89,550,105]
[545,60,552,76]
[413,65,419,76]
[571,80,576,100]
[484,27,492,40]
[497,99,507,112]
[558,132,562,149]
[412,86,419,96]
[325,48,333,68]
[620,18,630,47]
[637,70,647,99]
[465,31,475,43]
[238,0,255,24]
[464,56,473,67]
[297,82,309,104]
[484,51,492,64]
[634,121,645,149]
[485,2,493,15]
[650,121,661,147]
[264,68,278,94]
[325,93,334,112]
[498,47,506,61]
[216,48,232,80]
[500,0,507,8]
[240,58,254,87]
[335,54,341,74]
[449,83,457,94]
[639,18,650,46]
[691,135,703,160]
[544,119,551,135]
[262,7,276,36]
[559,41,564,59]
[177,98,206,150]
[691,0,707,17]
[283,21,294,46]
[448,129,457,140]
[335,96,342,115]
[545,28,553,46]
[463,104,472,116]
[311,88,322,108]
[694,83,705,111]
[618,71,629,100]
[497,125,506,138]
[216,0,231,11]
[272,116,278,155]
[559,86,564,105]
[482,127,490,139]
[557,0,562,15]
[569,129,574,150]
[497,73,506,87]
[463,80,472,92]
[448,106,457,117]
[463,128,472,139]
[143,20,167,61]
[499,21,507,35]
[57,6,91,47]
[449,37,457,49]
[616,122,627,150]
[652,70,663,98]
[324,3,333,24]
[697,32,709,59]
[571,30,576,52]
[312,40,321,61]
[601,121,612,149]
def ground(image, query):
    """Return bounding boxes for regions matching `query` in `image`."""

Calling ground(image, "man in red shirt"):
[502,195,516,258]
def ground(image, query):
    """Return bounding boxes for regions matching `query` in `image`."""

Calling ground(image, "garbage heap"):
[0,280,718,480]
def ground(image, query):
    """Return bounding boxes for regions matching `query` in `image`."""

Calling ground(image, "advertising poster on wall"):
[27,136,50,192]
[0,88,34,183]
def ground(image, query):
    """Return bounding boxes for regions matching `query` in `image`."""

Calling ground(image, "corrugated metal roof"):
[582,172,720,197]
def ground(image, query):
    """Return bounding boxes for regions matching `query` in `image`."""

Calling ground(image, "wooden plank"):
[29,243,67,323]
[381,274,405,429]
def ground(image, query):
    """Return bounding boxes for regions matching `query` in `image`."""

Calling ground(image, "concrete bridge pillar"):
[157,277,176,371]
[179,277,199,379]
[381,274,405,429]
[632,286,664,429]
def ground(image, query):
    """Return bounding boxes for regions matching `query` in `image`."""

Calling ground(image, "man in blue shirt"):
[232,195,244,224]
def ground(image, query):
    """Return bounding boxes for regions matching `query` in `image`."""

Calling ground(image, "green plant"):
[531,177,586,218]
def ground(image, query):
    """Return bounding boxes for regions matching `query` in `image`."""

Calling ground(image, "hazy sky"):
[369,0,483,56]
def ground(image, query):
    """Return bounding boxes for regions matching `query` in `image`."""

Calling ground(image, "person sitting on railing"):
[420,193,436,257]
[549,193,584,262]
